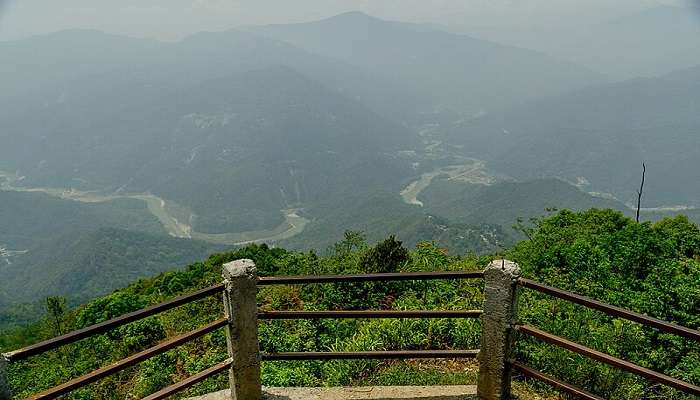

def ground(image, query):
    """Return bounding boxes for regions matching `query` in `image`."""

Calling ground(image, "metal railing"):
[0,266,484,400]
[257,270,483,362]
[1,284,226,400]
[3,283,225,363]
[511,277,700,398]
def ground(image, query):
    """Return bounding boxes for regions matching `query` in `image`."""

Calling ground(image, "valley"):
[0,172,309,246]
[399,159,501,207]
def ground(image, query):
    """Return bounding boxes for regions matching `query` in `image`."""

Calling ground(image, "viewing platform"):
[189,386,477,400]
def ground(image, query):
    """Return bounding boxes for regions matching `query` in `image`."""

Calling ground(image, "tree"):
[332,231,367,257]
[360,235,409,273]
[45,296,67,337]
[636,162,646,223]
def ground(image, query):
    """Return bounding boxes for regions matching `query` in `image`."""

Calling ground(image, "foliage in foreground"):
[1,210,699,399]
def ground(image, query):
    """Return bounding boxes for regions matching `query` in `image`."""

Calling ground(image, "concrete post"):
[222,259,262,400]
[477,259,521,400]
[0,354,11,400]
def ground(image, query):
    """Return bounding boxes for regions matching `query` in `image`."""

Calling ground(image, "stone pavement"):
[188,385,478,400]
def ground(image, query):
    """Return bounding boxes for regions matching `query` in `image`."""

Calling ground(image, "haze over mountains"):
[1,9,698,321]
[459,5,700,78]
[451,65,700,207]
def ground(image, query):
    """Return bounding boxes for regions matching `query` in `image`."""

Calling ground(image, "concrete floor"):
[188,386,478,400]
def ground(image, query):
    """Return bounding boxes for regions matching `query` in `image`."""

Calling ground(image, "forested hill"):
[0,190,221,328]
[450,65,700,207]
[2,209,698,400]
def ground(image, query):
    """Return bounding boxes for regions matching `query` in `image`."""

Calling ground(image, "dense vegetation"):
[1,209,698,399]
[513,209,699,399]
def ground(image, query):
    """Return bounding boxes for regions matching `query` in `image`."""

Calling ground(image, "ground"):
[188,386,477,400]
[187,384,556,400]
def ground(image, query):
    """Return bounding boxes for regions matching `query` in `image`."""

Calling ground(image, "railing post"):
[478,259,521,400]
[222,259,262,400]
[0,354,11,400]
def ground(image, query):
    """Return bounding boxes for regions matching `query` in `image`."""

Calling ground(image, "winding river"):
[0,171,308,246]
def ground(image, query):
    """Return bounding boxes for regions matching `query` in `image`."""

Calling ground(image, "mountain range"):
[449,65,700,207]
[0,11,698,322]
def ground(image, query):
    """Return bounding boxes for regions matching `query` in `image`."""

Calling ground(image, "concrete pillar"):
[0,354,11,400]
[222,259,262,400]
[478,259,521,400]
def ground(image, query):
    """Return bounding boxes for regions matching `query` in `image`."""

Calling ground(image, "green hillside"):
[449,67,700,207]
[279,190,508,255]
[0,63,417,235]
[420,178,630,228]
[2,209,698,399]
[0,191,219,326]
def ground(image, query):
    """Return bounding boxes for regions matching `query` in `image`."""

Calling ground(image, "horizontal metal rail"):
[142,358,232,400]
[4,283,225,362]
[518,278,700,342]
[27,318,228,400]
[517,325,700,396]
[262,350,480,361]
[258,270,483,285]
[510,360,604,400]
[258,310,483,319]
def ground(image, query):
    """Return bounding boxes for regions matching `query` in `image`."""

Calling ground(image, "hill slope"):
[250,11,603,116]
[555,6,700,78]
[449,68,700,207]
[0,62,418,234]
[0,190,217,325]
[421,178,629,228]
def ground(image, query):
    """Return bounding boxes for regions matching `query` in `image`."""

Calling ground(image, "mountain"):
[448,67,700,207]
[0,54,418,234]
[458,6,700,79]
[279,177,635,254]
[0,28,419,128]
[0,190,218,325]
[1,227,215,307]
[278,190,508,255]
[0,18,608,242]
[250,11,604,117]
[553,6,700,78]
[420,178,629,228]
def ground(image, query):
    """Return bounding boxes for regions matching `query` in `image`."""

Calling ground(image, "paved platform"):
[188,386,477,399]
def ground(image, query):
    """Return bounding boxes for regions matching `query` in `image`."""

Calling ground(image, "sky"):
[0,0,693,42]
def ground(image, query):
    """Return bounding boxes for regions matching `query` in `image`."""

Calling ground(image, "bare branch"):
[636,162,646,223]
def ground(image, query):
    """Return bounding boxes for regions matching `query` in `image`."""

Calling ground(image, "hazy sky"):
[0,0,692,41]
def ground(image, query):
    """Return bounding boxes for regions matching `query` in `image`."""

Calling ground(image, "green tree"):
[360,235,409,273]
[332,231,367,257]
[45,296,67,337]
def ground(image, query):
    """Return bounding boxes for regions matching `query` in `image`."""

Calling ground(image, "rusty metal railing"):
[7,264,696,400]
[2,284,226,400]
[518,278,700,342]
[28,319,227,400]
[257,270,484,362]
[258,310,483,320]
[510,361,603,400]
[257,270,483,285]
[1,269,484,400]
[141,358,233,400]
[512,277,700,398]
[262,350,480,361]
[4,283,225,363]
